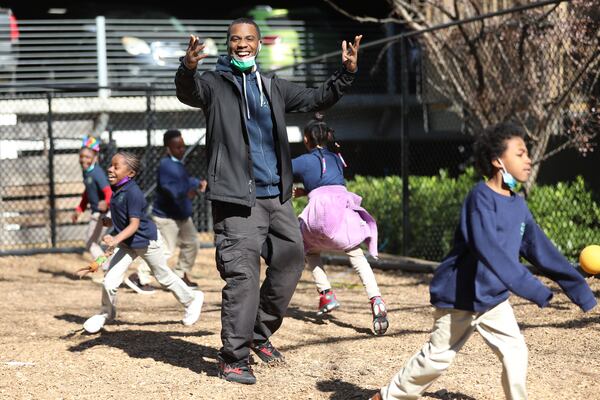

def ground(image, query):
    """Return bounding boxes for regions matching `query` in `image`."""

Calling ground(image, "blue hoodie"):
[215,56,280,198]
[430,181,596,313]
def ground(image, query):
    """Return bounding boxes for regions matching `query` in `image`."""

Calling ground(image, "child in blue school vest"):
[82,151,204,334]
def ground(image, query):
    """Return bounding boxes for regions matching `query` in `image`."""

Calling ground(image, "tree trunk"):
[525,126,552,192]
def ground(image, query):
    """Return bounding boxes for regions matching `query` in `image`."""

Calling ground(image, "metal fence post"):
[143,87,156,190]
[47,92,57,248]
[385,23,397,94]
[96,16,109,98]
[146,88,153,147]
[400,35,410,256]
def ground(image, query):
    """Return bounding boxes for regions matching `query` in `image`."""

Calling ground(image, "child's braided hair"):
[303,113,346,177]
[115,151,141,177]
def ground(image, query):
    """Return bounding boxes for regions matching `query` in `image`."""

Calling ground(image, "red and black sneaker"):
[217,356,256,384]
[250,340,285,364]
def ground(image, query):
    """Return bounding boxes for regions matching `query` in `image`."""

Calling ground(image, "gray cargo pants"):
[212,198,304,362]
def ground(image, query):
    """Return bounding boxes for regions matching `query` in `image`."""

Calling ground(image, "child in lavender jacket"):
[292,113,388,335]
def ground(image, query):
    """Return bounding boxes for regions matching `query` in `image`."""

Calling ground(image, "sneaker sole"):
[251,351,285,364]
[83,315,107,334]
[182,291,204,326]
[371,299,388,335]
[316,302,340,316]
[124,278,155,295]
[218,371,256,385]
[373,315,389,335]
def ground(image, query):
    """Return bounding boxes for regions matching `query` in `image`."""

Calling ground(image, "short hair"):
[163,129,182,147]
[115,151,141,177]
[226,18,261,43]
[473,121,527,177]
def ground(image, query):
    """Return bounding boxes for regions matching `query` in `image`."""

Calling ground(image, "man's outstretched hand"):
[184,35,209,71]
[342,35,362,73]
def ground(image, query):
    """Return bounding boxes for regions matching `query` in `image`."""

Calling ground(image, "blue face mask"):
[498,159,517,190]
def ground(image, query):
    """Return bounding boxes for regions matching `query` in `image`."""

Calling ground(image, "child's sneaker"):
[317,290,340,316]
[370,296,389,335]
[369,392,383,400]
[182,291,204,326]
[217,356,256,385]
[124,273,155,295]
[83,313,108,334]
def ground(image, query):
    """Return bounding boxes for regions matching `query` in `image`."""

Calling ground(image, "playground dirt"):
[1,249,599,399]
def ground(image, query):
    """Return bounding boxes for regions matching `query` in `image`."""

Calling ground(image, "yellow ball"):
[579,245,600,275]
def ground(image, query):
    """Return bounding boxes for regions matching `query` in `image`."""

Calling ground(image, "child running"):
[82,151,204,334]
[72,136,112,260]
[124,129,207,294]
[292,113,389,335]
[370,122,597,400]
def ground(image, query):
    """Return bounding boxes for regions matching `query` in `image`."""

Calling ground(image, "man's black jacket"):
[175,56,355,207]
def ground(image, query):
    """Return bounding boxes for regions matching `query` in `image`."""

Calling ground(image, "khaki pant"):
[136,216,198,285]
[100,232,195,319]
[307,246,381,299]
[85,212,109,259]
[380,300,528,400]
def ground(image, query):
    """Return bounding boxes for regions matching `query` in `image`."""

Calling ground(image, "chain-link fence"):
[0,89,210,253]
[0,0,598,261]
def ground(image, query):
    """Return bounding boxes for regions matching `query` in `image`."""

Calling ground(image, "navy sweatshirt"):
[110,180,157,249]
[152,157,200,220]
[292,148,345,192]
[430,181,596,313]
[216,57,280,197]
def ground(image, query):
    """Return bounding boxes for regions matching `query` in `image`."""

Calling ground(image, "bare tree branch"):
[323,0,405,24]
[535,130,598,164]
[325,0,598,186]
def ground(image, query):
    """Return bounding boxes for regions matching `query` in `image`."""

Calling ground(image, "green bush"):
[527,176,600,260]
[292,171,600,262]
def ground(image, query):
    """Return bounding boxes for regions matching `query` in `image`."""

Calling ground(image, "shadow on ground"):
[39,267,89,281]
[316,379,377,400]
[281,307,427,352]
[66,326,218,375]
[55,313,198,327]
[423,389,477,399]
[520,314,600,330]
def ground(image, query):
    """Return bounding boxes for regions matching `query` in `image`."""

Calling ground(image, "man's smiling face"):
[228,23,260,60]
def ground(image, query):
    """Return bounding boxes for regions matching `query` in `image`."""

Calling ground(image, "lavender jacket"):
[298,185,378,258]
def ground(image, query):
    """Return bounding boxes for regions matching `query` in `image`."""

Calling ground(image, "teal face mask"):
[230,57,255,72]
[229,42,261,72]
[498,159,517,190]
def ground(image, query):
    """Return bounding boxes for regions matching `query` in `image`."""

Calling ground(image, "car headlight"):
[121,36,151,56]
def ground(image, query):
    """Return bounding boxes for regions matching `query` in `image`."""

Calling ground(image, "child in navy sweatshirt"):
[371,122,596,400]
[124,130,207,294]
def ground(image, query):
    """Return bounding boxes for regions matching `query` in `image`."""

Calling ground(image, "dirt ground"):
[1,249,600,400]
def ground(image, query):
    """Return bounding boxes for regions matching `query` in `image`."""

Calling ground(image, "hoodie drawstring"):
[242,72,250,119]
[242,70,266,120]
[256,70,265,108]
